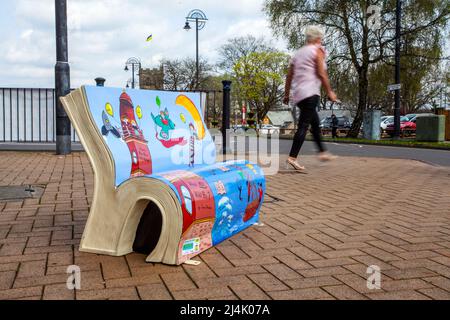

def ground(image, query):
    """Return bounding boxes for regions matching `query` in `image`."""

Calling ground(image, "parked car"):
[380,116,394,131]
[380,116,389,123]
[320,116,352,130]
[259,124,280,135]
[232,125,247,134]
[408,113,435,123]
[385,116,416,137]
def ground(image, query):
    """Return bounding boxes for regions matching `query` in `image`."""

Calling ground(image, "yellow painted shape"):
[175,95,205,140]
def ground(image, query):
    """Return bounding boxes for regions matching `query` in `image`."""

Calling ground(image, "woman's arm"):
[316,48,337,102]
[283,64,294,105]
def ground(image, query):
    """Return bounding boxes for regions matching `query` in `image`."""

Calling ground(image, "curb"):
[278,135,450,151]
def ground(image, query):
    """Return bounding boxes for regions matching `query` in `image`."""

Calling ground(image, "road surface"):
[277,139,450,167]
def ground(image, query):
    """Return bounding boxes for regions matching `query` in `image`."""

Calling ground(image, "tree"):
[161,57,214,91]
[218,35,273,73]
[264,0,449,137]
[319,60,358,111]
[218,35,276,117]
[366,30,446,113]
[233,51,290,123]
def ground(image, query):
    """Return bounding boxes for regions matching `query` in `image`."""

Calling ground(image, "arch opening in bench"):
[132,199,163,255]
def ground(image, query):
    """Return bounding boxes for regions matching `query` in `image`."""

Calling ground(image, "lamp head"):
[124,65,129,72]
[184,21,191,31]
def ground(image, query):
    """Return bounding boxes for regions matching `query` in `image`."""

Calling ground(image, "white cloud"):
[0,0,288,88]
[20,29,34,39]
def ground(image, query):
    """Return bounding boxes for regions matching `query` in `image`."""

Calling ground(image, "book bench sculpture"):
[61,86,265,265]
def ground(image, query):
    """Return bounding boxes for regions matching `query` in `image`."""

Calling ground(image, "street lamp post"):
[55,0,71,155]
[222,80,232,155]
[124,57,141,89]
[393,0,402,139]
[95,77,106,87]
[183,9,208,89]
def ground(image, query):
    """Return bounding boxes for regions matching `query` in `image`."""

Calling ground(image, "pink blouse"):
[290,44,326,105]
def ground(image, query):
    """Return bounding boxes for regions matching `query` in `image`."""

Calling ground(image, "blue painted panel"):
[83,85,216,186]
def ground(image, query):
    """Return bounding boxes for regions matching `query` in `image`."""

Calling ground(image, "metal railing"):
[0,88,79,143]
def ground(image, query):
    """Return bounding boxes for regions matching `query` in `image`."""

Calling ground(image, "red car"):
[385,116,416,137]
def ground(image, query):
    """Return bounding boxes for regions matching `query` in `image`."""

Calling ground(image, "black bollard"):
[222,80,231,155]
[95,77,106,87]
[55,0,71,155]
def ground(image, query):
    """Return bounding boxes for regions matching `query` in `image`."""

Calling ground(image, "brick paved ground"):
[0,151,449,300]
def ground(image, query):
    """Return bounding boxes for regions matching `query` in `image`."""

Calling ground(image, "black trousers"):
[332,127,338,138]
[289,95,326,158]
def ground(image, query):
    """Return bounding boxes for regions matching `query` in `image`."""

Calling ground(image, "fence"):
[0,88,79,143]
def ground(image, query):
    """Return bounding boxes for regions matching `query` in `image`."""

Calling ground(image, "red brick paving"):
[0,151,449,300]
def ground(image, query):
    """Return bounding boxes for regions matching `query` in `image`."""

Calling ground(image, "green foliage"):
[217,35,283,123]
[233,51,290,121]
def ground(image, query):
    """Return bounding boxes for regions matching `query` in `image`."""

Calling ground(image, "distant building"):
[264,111,295,129]
[139,67,164,90]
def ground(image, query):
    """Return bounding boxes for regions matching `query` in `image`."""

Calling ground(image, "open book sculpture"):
[61,86,265,265]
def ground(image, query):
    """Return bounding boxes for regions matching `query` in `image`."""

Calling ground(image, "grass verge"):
[315,137,450,150]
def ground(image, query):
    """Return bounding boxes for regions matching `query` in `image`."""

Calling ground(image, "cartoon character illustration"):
[151,102,186,148]
[100,92,152,177]
[151,108,175,140]
[101,110,121,138]
[214,180,226,195]
[188,122,199,167]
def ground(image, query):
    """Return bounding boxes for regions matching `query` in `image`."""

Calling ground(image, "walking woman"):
[284,25,337,171]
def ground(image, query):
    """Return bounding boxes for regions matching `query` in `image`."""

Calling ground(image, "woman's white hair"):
[305,25,324,42]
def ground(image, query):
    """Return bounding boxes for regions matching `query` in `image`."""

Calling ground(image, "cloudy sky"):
[0,0,289,88]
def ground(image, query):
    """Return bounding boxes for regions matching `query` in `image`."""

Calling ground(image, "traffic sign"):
[387,84,401,92]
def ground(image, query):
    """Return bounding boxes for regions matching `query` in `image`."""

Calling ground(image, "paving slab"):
[0,151,449,300]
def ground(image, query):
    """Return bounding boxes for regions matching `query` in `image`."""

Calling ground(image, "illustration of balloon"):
[105,103,114,116]
[156,96,161,107]
[136,105,143,119]
[180,113,186,123]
